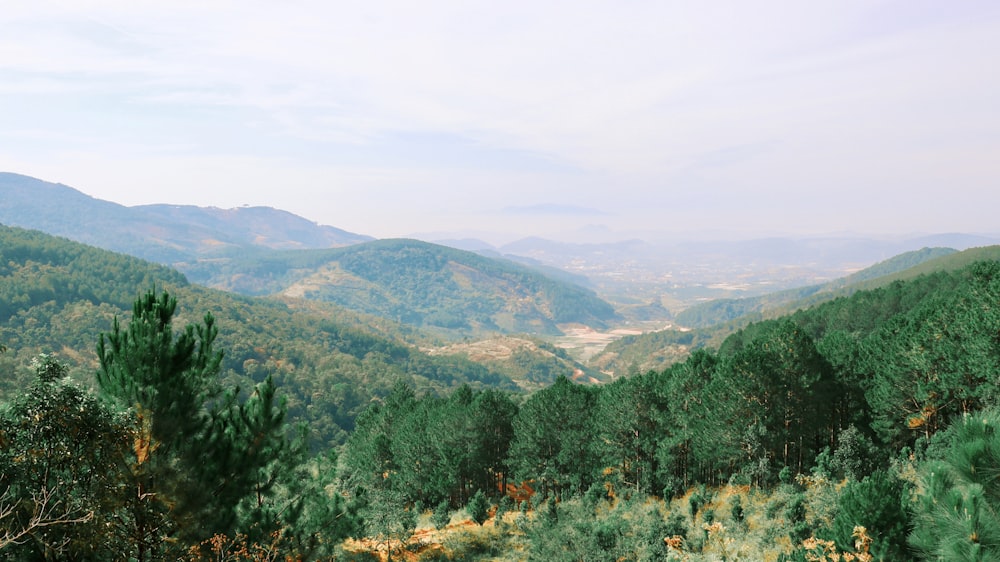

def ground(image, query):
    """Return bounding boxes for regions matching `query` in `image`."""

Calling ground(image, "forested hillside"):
[595,245,1000,377]
[333,257,1000,560]
[184,238,619,336]
[4,218,1000,560]
[0,224,527,449]
[674,246,958,329]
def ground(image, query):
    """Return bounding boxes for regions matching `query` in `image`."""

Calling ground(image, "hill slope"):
[0,224,529,447]
[592,245,1000,376]
[674,247,958,329]
[185,238,620,336]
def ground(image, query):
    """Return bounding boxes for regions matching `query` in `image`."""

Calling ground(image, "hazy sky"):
[2,1,998,243]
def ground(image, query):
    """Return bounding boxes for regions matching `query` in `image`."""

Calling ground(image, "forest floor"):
[342,514,510,561]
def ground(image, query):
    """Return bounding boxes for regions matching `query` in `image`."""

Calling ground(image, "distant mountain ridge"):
[0,172,372,263]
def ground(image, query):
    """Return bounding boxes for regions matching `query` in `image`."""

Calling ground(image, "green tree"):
[274,450,359,559]
[96,290,293,558]
[911,409,1000,561]
[0,354,132,559]
[471,389,518,497]
[655,349,719,492]
[833,470,910,561]
[595,374,662,495]
[360,486,415,562]
[432,500,452,531]
[865,262,1000,447]
[508,376,598,500]
[467,489,490,526]
[722,321,834,482]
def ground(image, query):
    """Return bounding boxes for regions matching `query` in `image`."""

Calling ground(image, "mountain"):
[1,173,617,336]
[0,224,530,447]
[0,172,372,264]
[184,238,620,336]
[0,225,609,435]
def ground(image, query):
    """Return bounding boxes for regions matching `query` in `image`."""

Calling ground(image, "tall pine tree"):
[96,289,292,558]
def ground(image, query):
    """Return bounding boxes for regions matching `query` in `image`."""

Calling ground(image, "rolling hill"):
[2,173,617,337]
[184,238,620,336]
[1,224,592,447]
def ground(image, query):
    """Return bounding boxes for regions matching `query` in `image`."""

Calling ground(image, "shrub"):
[467,490,490,526]
[432,500,452,531]
[833,470,910,560]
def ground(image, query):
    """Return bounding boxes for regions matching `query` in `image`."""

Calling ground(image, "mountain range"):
[0,172,372,264]
[0,172,616,337]
[5,171,1000,341]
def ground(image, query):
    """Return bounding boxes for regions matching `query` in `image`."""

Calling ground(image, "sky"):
[1,1,999,244]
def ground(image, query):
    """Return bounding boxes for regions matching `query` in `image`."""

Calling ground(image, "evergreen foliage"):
[911,409,1000,561]
[432,501,452,531]
[466,490,490,526]
[95,289,297,558]
[832,470,910,561]
[187,237,619,335]
[4,220,1000,559]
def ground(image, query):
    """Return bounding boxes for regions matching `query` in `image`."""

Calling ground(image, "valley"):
[3,172,1000,560]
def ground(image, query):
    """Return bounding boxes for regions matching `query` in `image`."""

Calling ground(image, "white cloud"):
[1,1,999,238]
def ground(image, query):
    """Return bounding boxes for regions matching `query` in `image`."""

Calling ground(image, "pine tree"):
[467,489,490,526]
[911,409,1000,561]
[95,290,293,557]
[833,470,910,561]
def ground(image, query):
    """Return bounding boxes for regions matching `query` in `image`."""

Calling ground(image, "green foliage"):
[432,501,452,531]
[359,486,416,562]
[833,470,910,561]
[342,381,519,519]
[0,225,523,450]
[689,484,711,519]
[730,493,745,524]
[595,374,663,495]
[494,495,513,530]
[814,425,884,481]
[674,247,959,330]
[524,495,669,562]
[276,450,359,558]
[911,409,1000,561]
[188,238,618,336]
[95,290,300,557]
[593,327,708,376]
[0,355,132,559]
[864,261,1000,447]
[467,490,490,526]
[602,246,999,379]
[508,376,599,499]
[786,494,811,544]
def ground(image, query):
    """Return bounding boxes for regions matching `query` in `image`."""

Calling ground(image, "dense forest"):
[2,222,1000,560]
[181,238,619,336]
[0,225,532,449]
